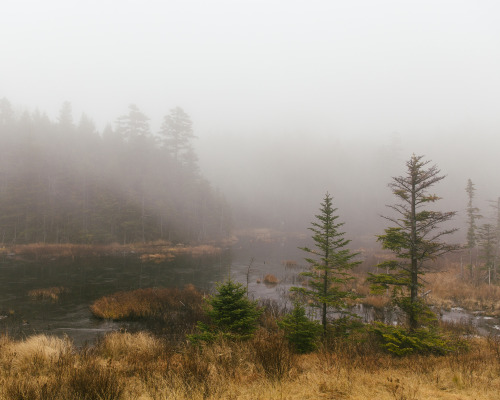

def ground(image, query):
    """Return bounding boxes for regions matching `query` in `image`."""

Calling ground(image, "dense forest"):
[0,98,231,244]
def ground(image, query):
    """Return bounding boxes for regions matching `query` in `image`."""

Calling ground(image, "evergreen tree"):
[368,155,458,332]
[465,179,481,278]
[478,223,497,284]
[277,302,321,353]
[115,104,151,142]
[159,107,195,162]
[57,101,74,132]
[192,279,261,341]
[292,193,359,336]
[488,197,500,283]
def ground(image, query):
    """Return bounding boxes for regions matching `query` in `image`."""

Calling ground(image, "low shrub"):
[189,279,262,343]
[277,302,321,353]
[370,322,453,356]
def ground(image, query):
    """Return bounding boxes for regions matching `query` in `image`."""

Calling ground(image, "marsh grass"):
[354,249,500,316]
[28,287,68,302]
[90,285,206,332]
[2,241,222,261]
[263,274,279,285]
[1,331,500,399]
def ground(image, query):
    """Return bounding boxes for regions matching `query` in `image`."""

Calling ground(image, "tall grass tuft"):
[5,334,73,375]
[252,330,295,381]
[69,359,124,400]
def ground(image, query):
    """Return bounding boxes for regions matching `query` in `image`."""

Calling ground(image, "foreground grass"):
[1,331,500,400]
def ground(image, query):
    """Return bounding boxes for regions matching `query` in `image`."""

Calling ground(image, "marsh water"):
[0,251,231,345]
[0,237,498,345]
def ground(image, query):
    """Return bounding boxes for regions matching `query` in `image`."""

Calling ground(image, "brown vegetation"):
[28,287,68,302]
[0,241,222,261]
[353,248,500,316]
[90,285,205,322]
[263,274,279,285]
[0,331,499,399]
[281,260,298,267]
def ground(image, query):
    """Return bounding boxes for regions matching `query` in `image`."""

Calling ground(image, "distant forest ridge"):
[0,99,231,244]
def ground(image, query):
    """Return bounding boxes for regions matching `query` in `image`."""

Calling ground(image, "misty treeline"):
[0,98,231,244]
[464,178,500,285]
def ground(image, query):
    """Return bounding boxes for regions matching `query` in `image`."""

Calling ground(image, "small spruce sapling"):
[278,302,321,353]
[189,279,262,342]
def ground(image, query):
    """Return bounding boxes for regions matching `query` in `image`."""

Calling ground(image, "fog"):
[2,1,500,246]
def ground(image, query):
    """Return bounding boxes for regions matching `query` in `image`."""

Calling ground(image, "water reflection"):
[0,252,231,344]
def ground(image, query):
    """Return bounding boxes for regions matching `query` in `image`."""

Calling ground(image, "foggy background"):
[2,0,500,246]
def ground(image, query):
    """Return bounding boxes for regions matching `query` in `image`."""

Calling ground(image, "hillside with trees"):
[0,99,231,244]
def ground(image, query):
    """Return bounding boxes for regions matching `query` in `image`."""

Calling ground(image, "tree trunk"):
[409,177,418,332]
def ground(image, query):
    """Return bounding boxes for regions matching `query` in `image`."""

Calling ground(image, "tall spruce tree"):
[487,197,500,283]
[368,155,457,332]
[292,193,359,336]
[465,179,481,278]
[478,223,497,285]
[159,107,195,162]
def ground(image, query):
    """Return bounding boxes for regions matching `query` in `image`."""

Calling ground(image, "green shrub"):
[277,302,321,353]
[370,322,452,356]
[189,279,262,342]
[328,315,364,339]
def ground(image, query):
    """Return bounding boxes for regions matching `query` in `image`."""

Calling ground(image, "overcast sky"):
[2,1,499,134]
[2,0,500,237]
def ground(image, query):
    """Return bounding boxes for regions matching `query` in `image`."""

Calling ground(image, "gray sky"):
[2,0,499,134]
[2,0,500,238]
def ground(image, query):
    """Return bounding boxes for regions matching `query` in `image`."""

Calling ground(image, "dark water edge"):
[0,251,231,345]
[1,237,499,346]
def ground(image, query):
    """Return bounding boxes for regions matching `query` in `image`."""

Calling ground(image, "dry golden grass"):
[360,295,391,309]
[264,274,279,284]
[0,332,499,400]
[427,269,500,315]
[1,335,73,375]
[90,285,204,320]
[354,249,500,316]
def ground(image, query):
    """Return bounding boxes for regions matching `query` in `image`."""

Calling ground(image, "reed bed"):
[90,285,205,321]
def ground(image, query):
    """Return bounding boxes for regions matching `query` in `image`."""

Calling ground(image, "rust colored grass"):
[90,285,204,321]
